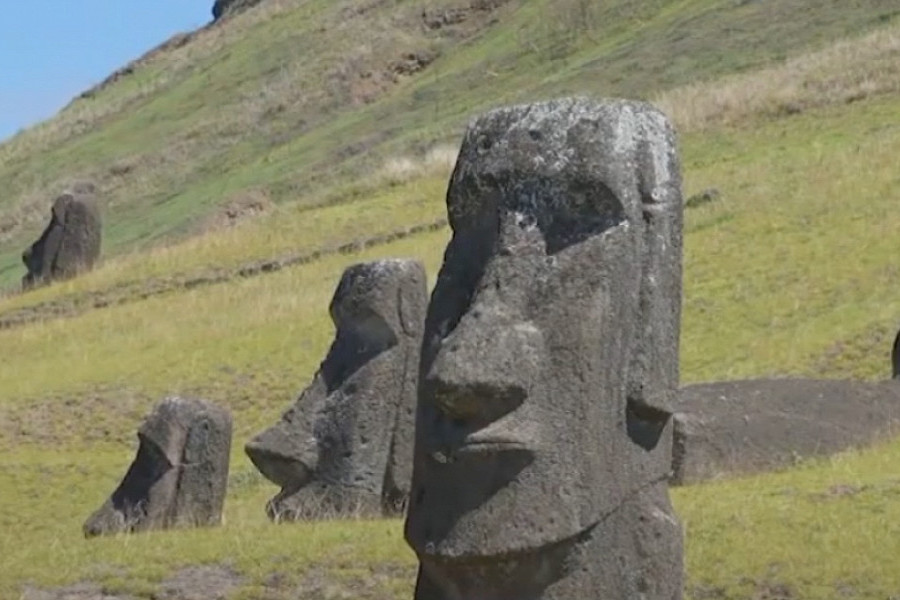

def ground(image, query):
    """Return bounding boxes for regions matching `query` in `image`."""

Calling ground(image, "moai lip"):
[404,97,685,599]
[245,258,428,520]
[83,397,232,537]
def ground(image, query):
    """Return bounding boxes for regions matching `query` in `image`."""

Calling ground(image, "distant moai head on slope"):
[245,259,428,520]
[22,185,101,290]
[404,98,684,599]
[83,397,232,538]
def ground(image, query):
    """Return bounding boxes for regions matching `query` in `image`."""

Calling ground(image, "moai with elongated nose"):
[245,259,428,520]
[83,397,232,537]
[22,187,101,290]
[404,98,685,599]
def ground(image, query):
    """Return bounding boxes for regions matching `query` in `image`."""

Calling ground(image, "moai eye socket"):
[528,178,625,255]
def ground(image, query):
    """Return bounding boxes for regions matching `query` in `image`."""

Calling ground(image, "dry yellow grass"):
[377,144,459,187]
[655,21,900,132]
[0,174,449,315]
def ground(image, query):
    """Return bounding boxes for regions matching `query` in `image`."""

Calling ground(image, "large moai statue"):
[84,397,232,537]
[22,187,102,290]
[404,98,685,599]
[245,259,428,520]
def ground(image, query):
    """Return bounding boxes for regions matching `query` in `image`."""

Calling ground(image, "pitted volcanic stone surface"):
[246,258,427,520]
[83,397,232,537]
[404,97,685,599]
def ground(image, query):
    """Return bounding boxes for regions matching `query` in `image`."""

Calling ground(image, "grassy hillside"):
[2,0,900,598]
[2,0,899,288]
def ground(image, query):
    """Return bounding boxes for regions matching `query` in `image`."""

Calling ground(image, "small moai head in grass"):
[404,97,685,599]
[83,397,232,537]
[245,258,428,520]
[22,185,101,290]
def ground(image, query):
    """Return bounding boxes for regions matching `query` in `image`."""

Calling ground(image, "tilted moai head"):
[83,397,232,537]
[404,98,684,599]
[22,187,101,290]
[246,259,428,520]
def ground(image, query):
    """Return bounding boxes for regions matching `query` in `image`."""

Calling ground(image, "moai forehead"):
[329,258,427,336]
[446,98,680,242]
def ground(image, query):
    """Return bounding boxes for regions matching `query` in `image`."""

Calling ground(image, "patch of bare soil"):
[751,580,795,600]
[22,582,135,600]
[420,0,511,35]
[286,564,415,599]
[335,0,512,106]
[24,564,413,600]
[199,189,275,233]
[154,565,243,600]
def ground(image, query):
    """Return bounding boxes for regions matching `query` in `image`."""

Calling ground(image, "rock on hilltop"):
[212,0,264,20]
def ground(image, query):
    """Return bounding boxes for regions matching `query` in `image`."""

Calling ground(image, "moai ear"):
[398,263,427,338]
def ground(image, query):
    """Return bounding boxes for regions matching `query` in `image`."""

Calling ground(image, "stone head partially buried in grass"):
[83,397,232,537]
[22,187,101,290]
[245,259,427,520]
[404,98,685,599]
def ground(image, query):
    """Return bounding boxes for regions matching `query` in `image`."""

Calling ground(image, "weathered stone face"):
[245,259,427,520]
[404,98,684,598]
[22,190,101,290]
[83,397,232,537]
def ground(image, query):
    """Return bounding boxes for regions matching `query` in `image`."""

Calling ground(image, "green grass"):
[3,93,900,597]
[3,438,898,598]
[681,95,900,382]
[2,0,899,289]
[0,449,417,598]
[3,0,900,598]
[0,228,449,450]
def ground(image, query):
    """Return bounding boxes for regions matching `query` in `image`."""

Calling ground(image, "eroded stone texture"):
[84,397,232,537]
[404,98,684,599]
[245,259,427,520]
[23,188,101,290]
[672,379,900,485]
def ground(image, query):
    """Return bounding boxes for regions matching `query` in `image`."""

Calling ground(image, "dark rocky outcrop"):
[404,98,684,599]
[672,378,900,485]
[212,0,264,20]
[246,259,428,520]
[22,188,101,290]
[83,397,232,537]
[685,187,721,208]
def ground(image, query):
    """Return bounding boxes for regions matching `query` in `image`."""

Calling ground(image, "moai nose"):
[245,426,314,491]
[424,305,543,425]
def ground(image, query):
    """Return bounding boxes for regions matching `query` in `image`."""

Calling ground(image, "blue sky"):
[0,2,212,142]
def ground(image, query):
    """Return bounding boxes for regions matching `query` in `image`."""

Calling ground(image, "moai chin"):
[404,98,685,599]
[245,258,427,520]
